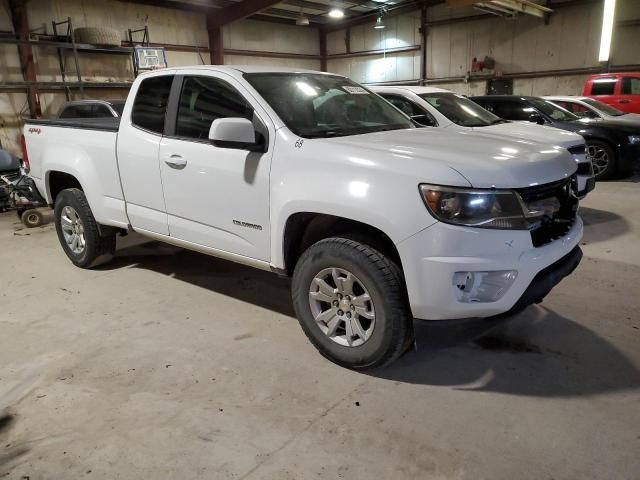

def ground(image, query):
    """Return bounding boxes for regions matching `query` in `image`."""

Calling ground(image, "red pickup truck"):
[582,73,640,114]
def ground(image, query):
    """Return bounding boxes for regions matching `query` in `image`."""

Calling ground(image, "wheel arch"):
[281,212,404,276]
[47,170,84,206]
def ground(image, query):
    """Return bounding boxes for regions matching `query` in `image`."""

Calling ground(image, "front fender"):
[267,130,470,269]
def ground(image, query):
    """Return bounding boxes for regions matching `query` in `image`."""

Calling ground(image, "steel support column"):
[207,21,224,65]
[9,0,41,117]
[319,28,327,72]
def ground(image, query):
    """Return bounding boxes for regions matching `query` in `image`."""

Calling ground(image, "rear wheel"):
[292,237,412,370]
[587,140,616,180]
[54,188,115,268]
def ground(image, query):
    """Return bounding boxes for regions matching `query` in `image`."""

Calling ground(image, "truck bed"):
[26,117,120,132]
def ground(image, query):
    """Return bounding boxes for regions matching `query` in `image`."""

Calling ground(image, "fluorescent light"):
[328,8,344,18]
[598,0,616,62]
[374,16,385,29]
[295,13,309,26]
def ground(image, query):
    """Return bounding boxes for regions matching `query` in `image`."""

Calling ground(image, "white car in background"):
[371,86,595,198]
[544,96,640,124]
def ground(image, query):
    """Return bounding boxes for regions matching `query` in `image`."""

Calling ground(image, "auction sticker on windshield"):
[343,86,368,94]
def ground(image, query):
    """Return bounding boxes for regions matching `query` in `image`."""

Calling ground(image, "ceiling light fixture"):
[374,15,385,29]
[598,0,616,62]
[296,13,310,26]
[328,8,345,19]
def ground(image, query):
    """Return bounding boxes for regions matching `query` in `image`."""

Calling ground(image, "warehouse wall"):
[224,19,320,70]
[326,1,640,97]
[425,0,640,96]
[0,0,317,155]
[326,10,422,84]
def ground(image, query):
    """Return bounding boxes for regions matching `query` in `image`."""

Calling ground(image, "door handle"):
[165,154,187,169]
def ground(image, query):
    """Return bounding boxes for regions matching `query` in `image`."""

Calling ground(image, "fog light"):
[452,270,518,303]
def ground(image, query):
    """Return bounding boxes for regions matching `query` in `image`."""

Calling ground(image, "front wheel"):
[54,188,115,268]
[292,237,412,370]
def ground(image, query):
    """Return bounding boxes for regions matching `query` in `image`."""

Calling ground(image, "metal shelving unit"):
[0,17,137,97]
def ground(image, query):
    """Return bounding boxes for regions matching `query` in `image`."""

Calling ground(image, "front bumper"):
[580,176,596,198]
[397,216,583,320]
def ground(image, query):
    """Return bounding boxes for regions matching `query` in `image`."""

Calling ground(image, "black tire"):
[73,27,121,47]
[54,188,115,268]
[292,237,412,370]
[587,140,616,180]
[21,209,44,228]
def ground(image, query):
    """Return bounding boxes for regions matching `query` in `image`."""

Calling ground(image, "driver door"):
[158,72,273,261]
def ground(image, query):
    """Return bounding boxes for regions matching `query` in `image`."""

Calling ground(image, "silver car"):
[545,96,640,124]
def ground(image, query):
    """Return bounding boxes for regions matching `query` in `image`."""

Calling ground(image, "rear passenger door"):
[157,72,274,261]
[117,72,175,235]
[619,76,640,113]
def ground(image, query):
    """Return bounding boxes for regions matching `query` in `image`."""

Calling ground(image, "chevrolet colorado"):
[24,66,583,369]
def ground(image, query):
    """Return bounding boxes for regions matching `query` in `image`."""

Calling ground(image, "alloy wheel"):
[308,267,375,347]
[587,144,609,177]
[60,206,86,255]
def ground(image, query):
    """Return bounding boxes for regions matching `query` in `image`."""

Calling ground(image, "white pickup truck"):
[24,66,583,370]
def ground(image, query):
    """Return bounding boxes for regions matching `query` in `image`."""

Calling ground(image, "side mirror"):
[209,117,263,151]
[528,113,545,125]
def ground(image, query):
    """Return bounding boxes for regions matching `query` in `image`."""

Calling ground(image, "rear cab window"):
[131,75,174,134]
[590,78,616,95]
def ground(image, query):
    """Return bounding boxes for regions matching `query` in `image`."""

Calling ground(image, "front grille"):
[567,145,586,155]
[516,177,578,248]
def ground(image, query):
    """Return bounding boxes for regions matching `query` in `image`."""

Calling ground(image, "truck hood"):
[471,122,584,149]
[324,128,577,189]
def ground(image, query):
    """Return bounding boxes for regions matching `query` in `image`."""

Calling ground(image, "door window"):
[553,101,594,117]
[491,100,534,121]
[381,94,436,126]
[621,77,640,95]
[176,76,253,141]
[131,75,174,134]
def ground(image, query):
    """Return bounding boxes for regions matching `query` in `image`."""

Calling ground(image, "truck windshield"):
[582,98,624,116]
[244,73,413,138]
[418,92,502,127]
[528,98,579,122]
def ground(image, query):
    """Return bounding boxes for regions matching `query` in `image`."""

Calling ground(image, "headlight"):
[419,184,527,230]
[628,135,640,145]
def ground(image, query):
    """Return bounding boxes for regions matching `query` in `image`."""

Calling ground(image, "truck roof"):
[370,85,451,94]
[139,65,330,76]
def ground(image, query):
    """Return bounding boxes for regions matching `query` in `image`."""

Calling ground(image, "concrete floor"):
[1,178,639,480]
